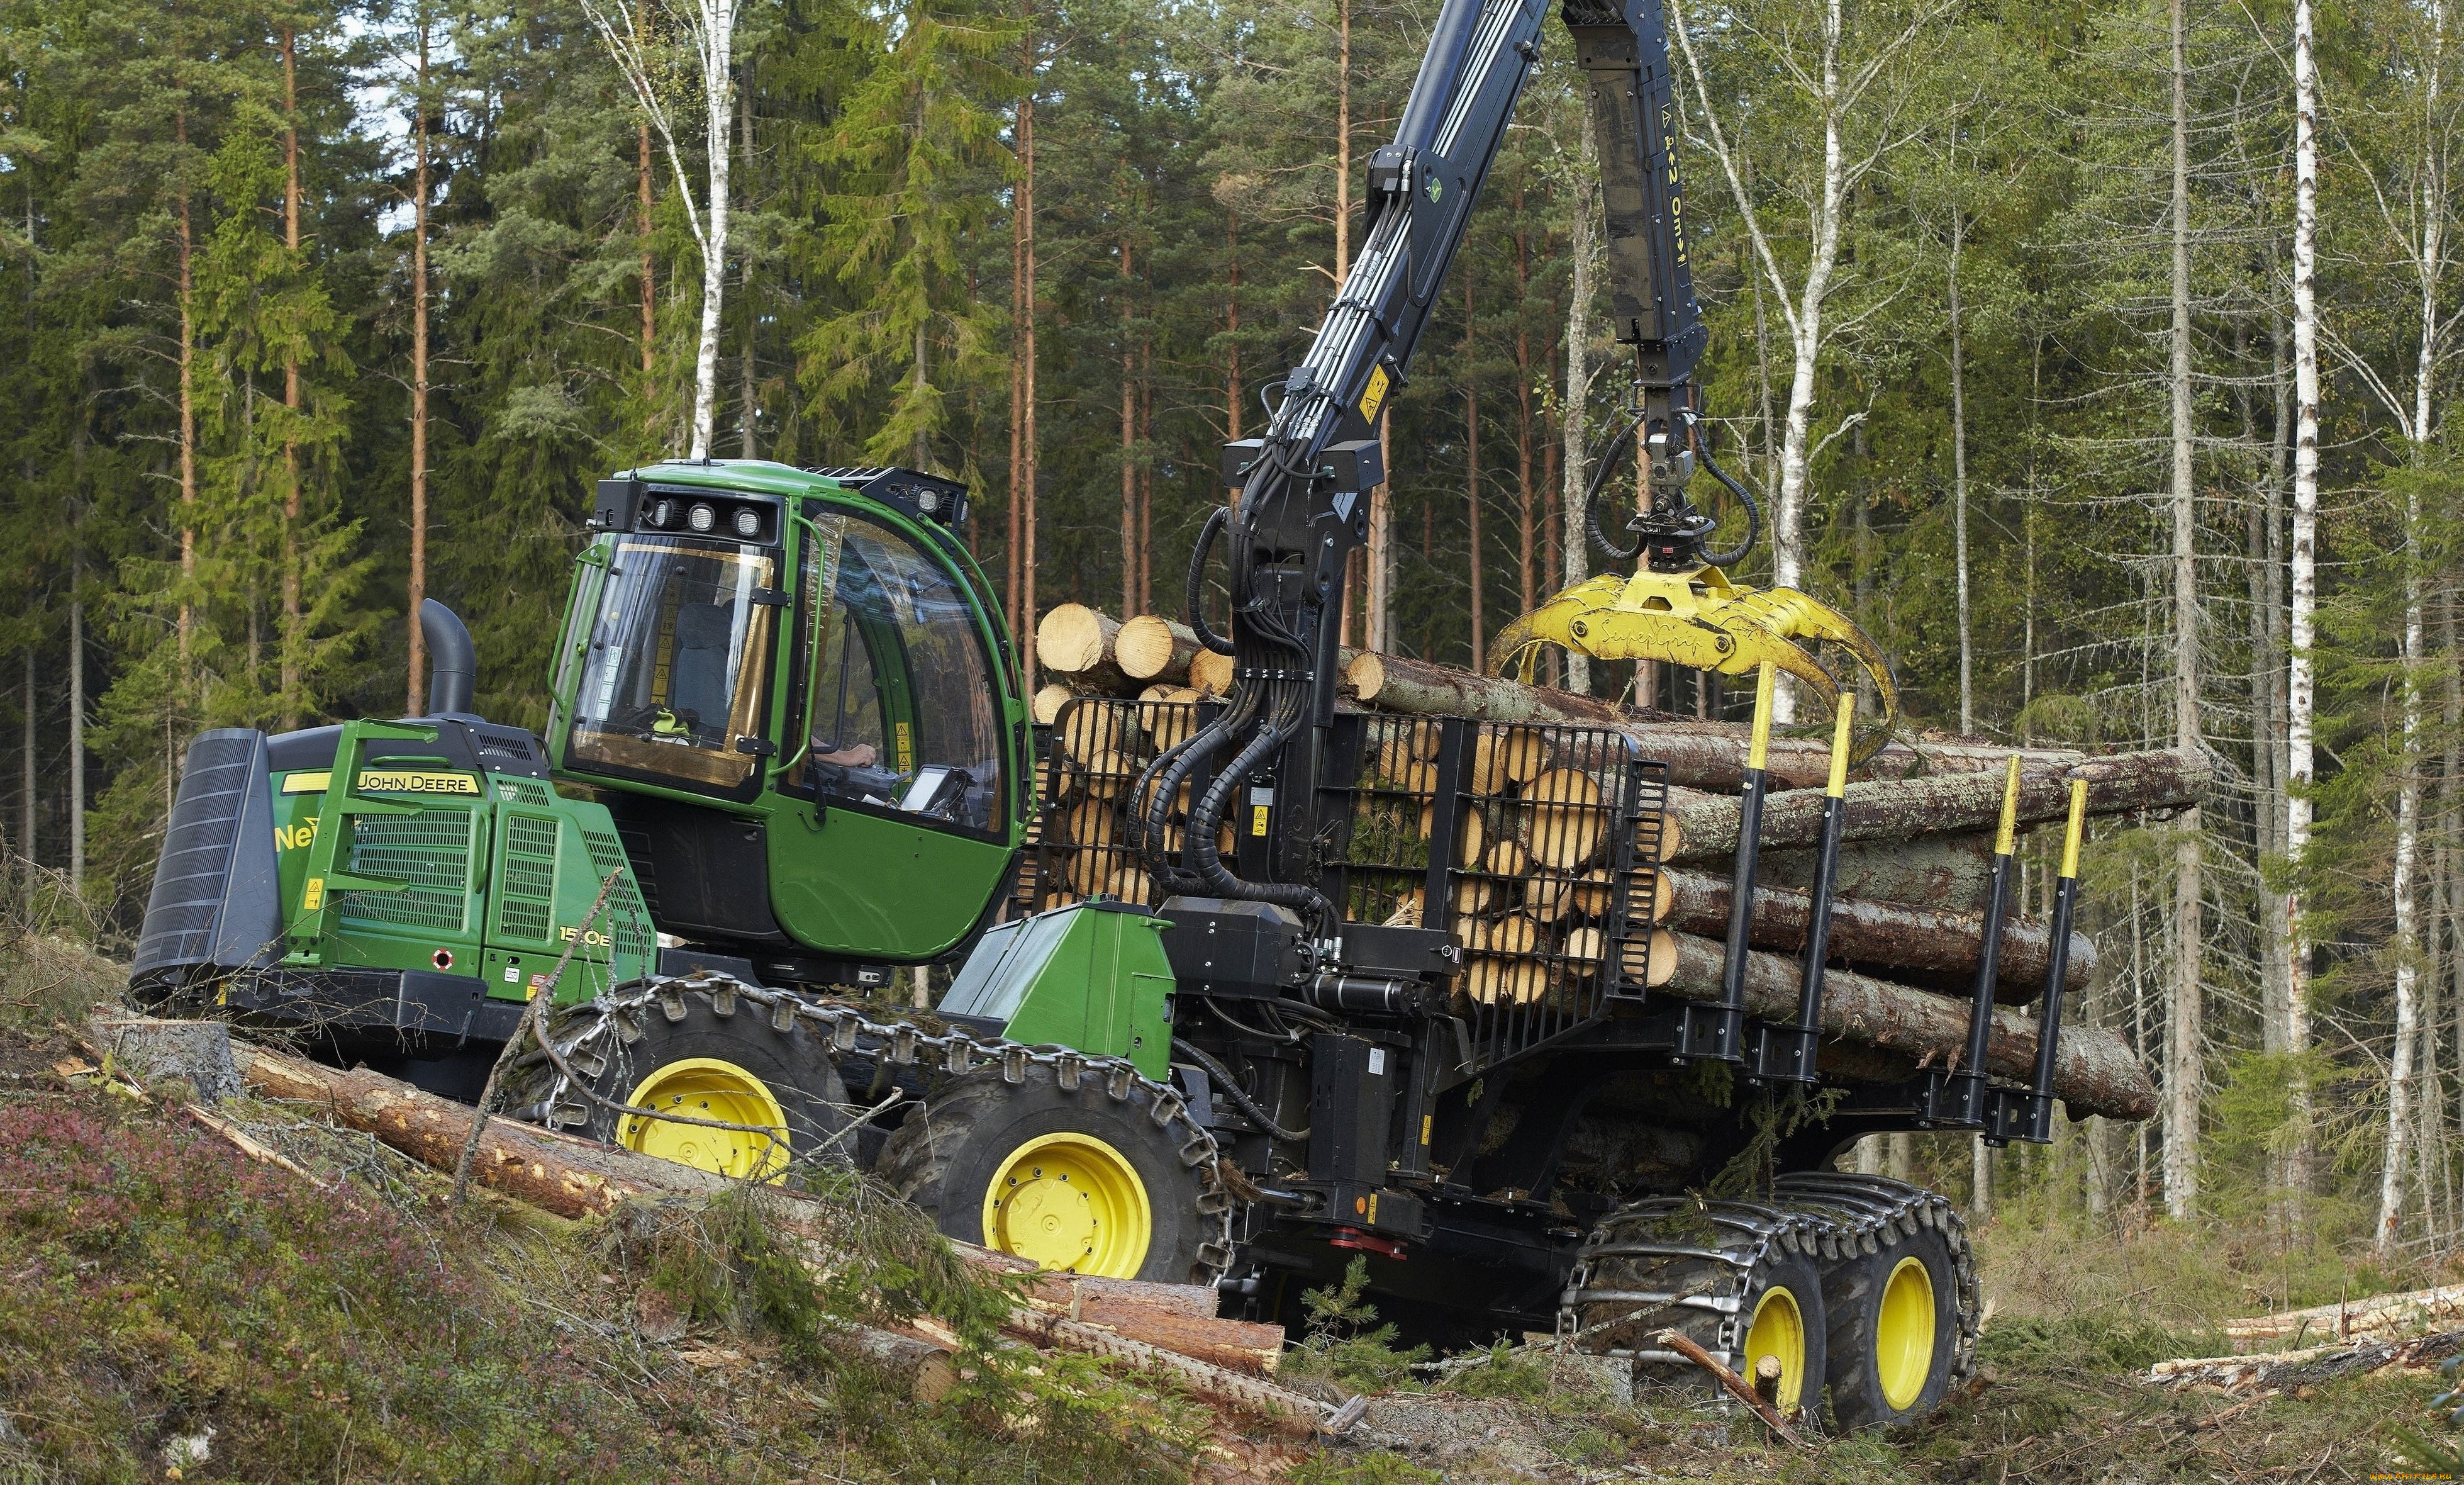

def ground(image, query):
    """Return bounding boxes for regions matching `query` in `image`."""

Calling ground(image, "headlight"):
[688,503,716,532]
[734,507,761,538]
[650,498,673,527]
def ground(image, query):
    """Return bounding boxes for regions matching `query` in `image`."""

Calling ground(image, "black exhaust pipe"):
[421,599,477,717]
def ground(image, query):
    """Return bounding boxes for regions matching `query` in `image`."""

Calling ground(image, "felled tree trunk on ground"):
[1660,868,2095,1002]
[218,1032,1326,1428]
[1655,934,2156,1119]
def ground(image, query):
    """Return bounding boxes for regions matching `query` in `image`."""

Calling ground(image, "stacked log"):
[1052,614,2187,1119]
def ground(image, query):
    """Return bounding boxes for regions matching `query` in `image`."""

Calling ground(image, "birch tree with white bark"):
[582,0,747,459]
[1671,0,1953,716]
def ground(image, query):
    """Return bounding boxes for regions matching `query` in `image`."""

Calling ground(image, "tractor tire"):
[1820,1219,1965,1430]
[1564,1200,1829,1424]
[879,1063,1225,1284]
[570,980,850,1181]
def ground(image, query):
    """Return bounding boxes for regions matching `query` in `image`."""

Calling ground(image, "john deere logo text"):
[282,770,480,796]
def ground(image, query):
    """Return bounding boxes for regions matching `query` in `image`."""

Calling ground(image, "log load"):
[1654,934,2156,1119]
[1659,868,2096,1003]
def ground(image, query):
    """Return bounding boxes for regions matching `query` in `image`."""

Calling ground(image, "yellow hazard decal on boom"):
[282,770,481,797]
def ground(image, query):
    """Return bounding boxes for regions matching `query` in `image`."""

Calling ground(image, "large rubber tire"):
[575,983,850,1179]
[1822,1222,1963,1430]
[1573,1208,1829,1425]
[879,1063,1220,1284]
[1712,1248,1829,1423]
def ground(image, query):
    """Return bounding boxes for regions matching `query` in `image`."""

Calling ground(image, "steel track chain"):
[508,969,1243,1282]
[1556,1172,1977,1386]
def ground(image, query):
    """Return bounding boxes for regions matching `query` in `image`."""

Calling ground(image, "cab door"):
[766,503,1026,960]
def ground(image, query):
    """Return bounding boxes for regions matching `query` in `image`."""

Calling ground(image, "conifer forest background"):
[1,0,2460,1260]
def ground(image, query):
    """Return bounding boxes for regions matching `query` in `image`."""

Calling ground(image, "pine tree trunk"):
[739,64,757,459]
[1120,239,1137,620]
[2287,0,2324,1201]
[281,29,303,731]
[176,111,196,683]
[1020,101,1039,680]
[1464,278,1483,673]
[1949,196,1971,735]
[1561,109,1597,696]
[1008,64,1034,638]
[639,116,656,397]
[69,373,85,893]
[1515,206,1534,619]
[408,14,432,717]
[19,649,32,864]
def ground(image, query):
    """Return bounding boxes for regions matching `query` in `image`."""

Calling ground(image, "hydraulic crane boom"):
[1138,0,1893,925]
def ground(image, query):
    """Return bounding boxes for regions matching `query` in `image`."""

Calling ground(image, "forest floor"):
[0,936,2451,1484]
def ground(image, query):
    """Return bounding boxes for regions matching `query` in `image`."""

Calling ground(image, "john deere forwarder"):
[126,0,2090,1432]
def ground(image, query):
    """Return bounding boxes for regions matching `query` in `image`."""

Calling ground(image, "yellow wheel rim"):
[1742,1284,1808,1415]
[1875,1255,1937,1411]
[620,1056,789,1181]
[980,1131,1152,1279]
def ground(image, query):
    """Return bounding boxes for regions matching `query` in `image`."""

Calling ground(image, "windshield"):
[789,512,1005,833]
[567,539,778,792]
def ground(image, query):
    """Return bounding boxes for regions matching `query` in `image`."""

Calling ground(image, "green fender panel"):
[937,902,1174,1081]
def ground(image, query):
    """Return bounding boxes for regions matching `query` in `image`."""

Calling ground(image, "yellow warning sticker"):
[1358,364,1391,424]
[1251,805,1270,837]
[301,878,325,912]
[894,720,915,773]
[1420,1114,1432,1146]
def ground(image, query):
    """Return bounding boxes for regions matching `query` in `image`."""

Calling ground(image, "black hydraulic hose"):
[1172,1036,1309,1142]
[1583,408,1648,561]
[1697,442,1763,571]
[1186,505,1235,656]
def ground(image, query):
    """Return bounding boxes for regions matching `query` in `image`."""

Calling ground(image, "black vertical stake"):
[1948,757,2023,1128]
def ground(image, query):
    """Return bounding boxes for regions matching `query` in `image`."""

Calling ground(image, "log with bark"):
[1759,836,1996,914]
[1116,614,1203,683]
[1663,749,2207,865]
[2148,1330,2464,1394]
[1660,868,2095,1003]
[2222,1283,2464,1346]
[1654,934,2156,1119]
[1345,650,2087,789]
[1037,603,1133,693]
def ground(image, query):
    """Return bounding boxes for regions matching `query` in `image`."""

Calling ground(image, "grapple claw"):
[1493,565,1900,765]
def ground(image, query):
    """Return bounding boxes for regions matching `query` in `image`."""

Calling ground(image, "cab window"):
[790,512,1004,833]
[566,538,778,793]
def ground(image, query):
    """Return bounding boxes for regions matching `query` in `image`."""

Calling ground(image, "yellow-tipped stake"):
[2015,777,2095,1142]
[2059,775,2088,880]
[1993,753,2022,857]
[1758,690,1858,1084]
[1826,692,1856,798]
[1712,662,1780,1067]
[1951,754,2029,1129]
[1748,659,1778,774]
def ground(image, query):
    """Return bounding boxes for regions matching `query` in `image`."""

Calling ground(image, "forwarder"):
[127,0,2106,1432]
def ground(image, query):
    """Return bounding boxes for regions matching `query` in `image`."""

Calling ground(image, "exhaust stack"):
[421,600,477,717]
